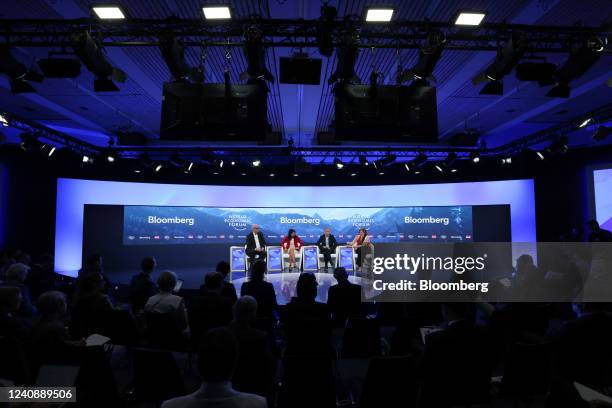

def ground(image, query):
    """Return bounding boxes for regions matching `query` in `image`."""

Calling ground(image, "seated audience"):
[200,261,237,302]
[513,254,546,301]
[31,291,78,348]
[0,263,37,318]
[240,261,278,319]
[550,302,612,389]
[24,253,56,299]
[161,328,266,408]
[419,302,493,408]
[130,257,159,311]
[283,273,331,356]
[227,296,275,398]
[191,272,234,333]
[145,271,189,333]
[72,271,113,315]
[327,267,363,327]
[79,253,112,294]
[0,286,25,338]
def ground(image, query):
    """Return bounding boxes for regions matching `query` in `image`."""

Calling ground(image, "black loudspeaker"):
[160,82,269,141]
[334,83,438,142]
[279,57,322,85]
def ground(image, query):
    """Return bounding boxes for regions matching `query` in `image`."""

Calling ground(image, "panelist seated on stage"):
[316,227,338,271]
[281,229,303,271]
[349,228,372,273]
[245,224,267,266]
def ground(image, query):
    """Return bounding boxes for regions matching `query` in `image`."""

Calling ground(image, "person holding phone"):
[281,229,303,271]
[350,228,371,273]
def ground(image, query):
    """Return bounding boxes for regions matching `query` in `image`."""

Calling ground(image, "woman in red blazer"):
[281,229,303,271]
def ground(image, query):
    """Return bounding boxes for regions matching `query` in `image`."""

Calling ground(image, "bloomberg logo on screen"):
[148,216,195,226]
[280,216,320,226]
[404,216,450,226]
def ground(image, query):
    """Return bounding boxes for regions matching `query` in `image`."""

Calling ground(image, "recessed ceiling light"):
[92,6,126,19]
[365,8,394,22]
[454,12,486,26]
[202,6,232,20]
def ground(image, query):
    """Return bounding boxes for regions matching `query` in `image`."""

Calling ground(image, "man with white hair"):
[0,263,36,318]
[245,224,267,268]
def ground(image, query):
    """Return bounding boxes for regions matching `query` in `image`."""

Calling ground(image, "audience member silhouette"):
[72,271,113,315]
[31,290,75,348]
[130,257,159,311]
[227,296,275,399]
[419,302,493,408]
[327,267,363,327]
[0,286,25,338]
[161,328,266,408]
[550,302,612,389]
[0,263,37,318]
[283,273,331,356]
[586,219,612,242]
[200,261,237,302]
[145,271,189,333]
[191,272,234,333]
[240,261,277,319]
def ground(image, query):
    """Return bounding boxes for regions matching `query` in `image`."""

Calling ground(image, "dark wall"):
[1,143,611,256]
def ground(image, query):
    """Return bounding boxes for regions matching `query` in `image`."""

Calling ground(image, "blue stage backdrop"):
[594,168,612,231]
[122,205,474,245]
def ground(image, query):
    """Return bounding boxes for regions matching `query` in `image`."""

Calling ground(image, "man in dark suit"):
[245,224,267,268]
[316,227,338,271]
[327,267,363,327]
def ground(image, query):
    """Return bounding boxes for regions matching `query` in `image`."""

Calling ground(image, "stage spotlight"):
[536,151,545,160]
[365,7,394,22]
[106,152,116,163]
[251,159,261,167]
[0,45,43,94]
[547,38,604,98]
[19,132,39,151]
[82,154,94,164]
[470,151,481,163]
[72,31,126,92]
[411,152,428,168]
[154,163,163,173]
[450,168,458,173]
[350,172,357,177]
[159,32,204,83]
[578,117,593,128]
[454,11,486,26]
[378,171,385,176]
[269,172,275,177]
[443,152,457,168]
[548,136,569,154]
[320,172,326,177]
[92,5,126,19]
[241,26,274,84]
[404,162,412,172]
[0,114,8,126]
[473,33,527,95]
[373,154,397,169]
[183,161,194,174]
[240,172,247,176]
[434,163,444,172]
[213,159,224,169]
[317,4,337,57]
[333,158,345,169]
[202,6,232,20]
[293,173,299,177]
[40,144,56,158]
[500,157,512,165]
[593,126,611,142]
[359,156,370,167]
[398,31,446,84]
[230,161,236,166]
